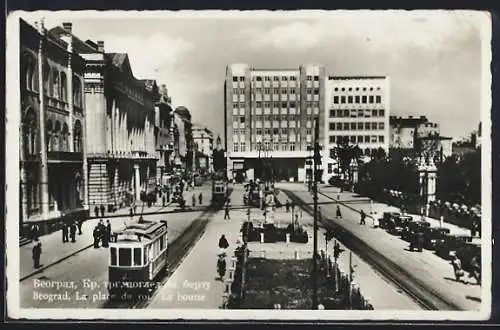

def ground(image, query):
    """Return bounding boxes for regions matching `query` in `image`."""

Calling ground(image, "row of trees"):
[333,138,481,206]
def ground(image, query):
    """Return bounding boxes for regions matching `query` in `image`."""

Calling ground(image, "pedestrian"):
[162,195,166,207]
[106,220,112,243]
[93,226,100,248]
[199,193,203,205]
[360,210,366,225]
[286,200,290,213]
[94,205,99,218]
[32,240,42,269]
[451,254,465,283]
[70,222,77,243]
[102,225,109,248]
[218,234,229,250]
[62,222,69,243]
[77,220,83,235]
[129,207,134,219]
[336,206,342,220]
[192,194,196,207]
[100,204,105,218]
[30,223,40,241]
[224,204,230,220]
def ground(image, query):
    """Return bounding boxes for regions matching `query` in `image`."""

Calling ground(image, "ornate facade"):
[50,23,158,208]
[20,19,87,232]
[154,84,175,185]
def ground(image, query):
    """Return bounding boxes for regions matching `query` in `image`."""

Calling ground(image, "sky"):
[20,10,489,140]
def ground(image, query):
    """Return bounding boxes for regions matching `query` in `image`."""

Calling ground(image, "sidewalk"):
[20,203,178,281]
[318,186,472,237]
[148,188,245,309]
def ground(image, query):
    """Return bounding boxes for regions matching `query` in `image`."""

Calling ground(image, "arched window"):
[73,75,82,107]
[52,70,60,99]
[23,108,37,156]
[62,123,69,151]
[47,119,53,152]
[60,72,67,102]
[32,62,39,92]
[53,121,61,151]
[74,120,82,152]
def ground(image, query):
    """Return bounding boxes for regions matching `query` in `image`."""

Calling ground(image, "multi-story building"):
[324,76,390,181]
[173,106,193,176]
[192,125,214,175]
[390,116,439,150]
[224,63,326,183]
[20,19,88,234]
[153,84,175,185]
[50,22,158,208]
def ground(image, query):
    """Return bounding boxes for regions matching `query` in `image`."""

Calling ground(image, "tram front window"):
[110,247,117,266]
[119,248,132,266]
[133,248,142,266]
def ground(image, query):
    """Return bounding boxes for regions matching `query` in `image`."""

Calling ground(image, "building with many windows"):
[192,125,214,175]
[224,63,326,182]
[49,22,158,209]
[323,76,390,181]
[20,19,87,233]
[154,84,175,185]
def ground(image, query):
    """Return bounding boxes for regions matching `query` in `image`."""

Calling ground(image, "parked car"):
[435,234,471,260]
[423,227,451,250]
[387,215,412,236]
[401,220,431,241]
[456,241,481,273]
[409,231,425,252]
[379,212,400,229]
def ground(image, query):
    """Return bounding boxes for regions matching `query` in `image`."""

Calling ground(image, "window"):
[314,88,320,95]
[379,109,385,117]
[343,123,349,130]
[306,88,312,94]
[306,128,312,135]
[256,101,262,108]
[23,109,37,156]
[351,123,357,130]
[273,142,279,151]
[341,88,345,92]
[355,95,360,103]
[290,76,297,81]
[290,144,295,151]
[379,136,385,143]
[239,76,245,82]
[333,96,339,104]
[362,96,367,104]
[357,136,363,143]
[240,117,245,123]
[357,122,364,130]
[372,109,378,117]
[256,76,262,81]
[233,143,239,152]
[61,123,69,151]
[290,89,296,94]
[350,136,356,143]
[232,108,238,116]
[274,76,280,81]
[233,88,239,94]
[281,102,287,108]
[240,142,246,151]
[365,135,370,143]
[348,96,353,103]
[376,95,382,103]
[307,75,312,81]
[336,123,343,130]
[329,123,336,130]
[233,77,238,82]
[119,248,132,266]
[371,122,378,130]
[365,123,371,130]
[233,129,239,136]
[329,110,335,118]
[350,109,357,118]
[314,76,319,81]
[379,122,385,130]
[134,248,142,266]
[343,110,349,117]
[341,96,346,104]
[369,95,374,103]
[329,136,336,143]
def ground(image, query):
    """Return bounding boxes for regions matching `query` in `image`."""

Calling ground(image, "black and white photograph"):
[5,10,492,321]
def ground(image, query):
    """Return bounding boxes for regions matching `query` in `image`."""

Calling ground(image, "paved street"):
[148,185,246,309]
[19,183,212,308]
[277,183,482,311]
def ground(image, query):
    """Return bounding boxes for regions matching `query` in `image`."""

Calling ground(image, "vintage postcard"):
[5,10,492,321]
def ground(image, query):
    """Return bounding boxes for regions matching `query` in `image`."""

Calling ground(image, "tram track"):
[282,188,461,311]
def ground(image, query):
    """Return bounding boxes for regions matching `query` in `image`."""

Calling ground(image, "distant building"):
[20,19,87,231]
[50,22,158,207]
[173,106,193,175]
[224,63,326,183]
[154,84,175,185]
[192,125,214,175]
[324,76,390,181]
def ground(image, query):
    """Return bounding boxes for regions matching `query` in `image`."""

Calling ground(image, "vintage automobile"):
[435,234,471,260]
[423,227,451,250]
[401,220,431,241]
[387,215,413,235]
[409,231,425,252]
[379,212,400,230]
[455,240,481,273]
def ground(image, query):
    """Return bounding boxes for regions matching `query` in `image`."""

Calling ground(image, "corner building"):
[50,23,158,209]
[324,76,390,181]
[19,19,87,233]
[224,64,326,182]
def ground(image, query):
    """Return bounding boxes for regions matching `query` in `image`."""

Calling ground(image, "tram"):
[107,219,168,298]
[211,171,227,208]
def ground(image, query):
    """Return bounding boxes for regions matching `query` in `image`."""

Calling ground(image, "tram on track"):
[211,171,228,208]
[108,219,168,298]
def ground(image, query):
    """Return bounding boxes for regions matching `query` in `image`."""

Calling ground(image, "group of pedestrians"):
[93,204,106,218]
[93,219,112,248]
[61,221,82,243]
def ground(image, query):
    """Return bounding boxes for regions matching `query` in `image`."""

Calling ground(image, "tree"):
[335,136,362,175]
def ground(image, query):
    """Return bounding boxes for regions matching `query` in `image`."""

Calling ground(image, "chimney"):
[62,22,72,34]
[97,41,105,53]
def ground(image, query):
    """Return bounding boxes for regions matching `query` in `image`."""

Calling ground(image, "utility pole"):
[312,117,320,310]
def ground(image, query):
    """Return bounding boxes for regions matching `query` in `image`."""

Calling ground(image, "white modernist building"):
[323,75,391,182]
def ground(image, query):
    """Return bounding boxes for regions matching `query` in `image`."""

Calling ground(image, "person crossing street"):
[360,209,366,225]
[336,206,342,220]
[224,203,230,220]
